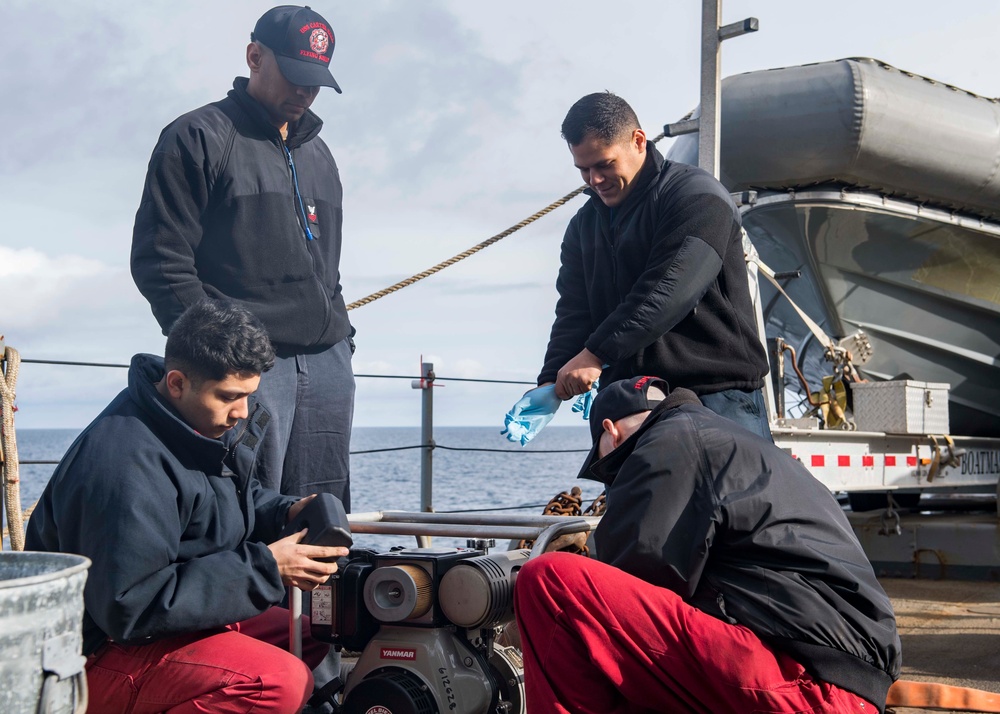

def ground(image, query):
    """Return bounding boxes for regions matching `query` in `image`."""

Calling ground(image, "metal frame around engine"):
[288,512,599,650]
[287,512,598,714]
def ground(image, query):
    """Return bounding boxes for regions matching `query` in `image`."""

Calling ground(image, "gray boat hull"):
[668,58,1000,436]
[744,190,1000,436]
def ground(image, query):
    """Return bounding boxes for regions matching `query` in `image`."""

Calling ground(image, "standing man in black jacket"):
[539,92,771,438]
[131,5,355,506]
[514,376,901,713]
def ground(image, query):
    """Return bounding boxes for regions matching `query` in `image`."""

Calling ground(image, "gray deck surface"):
[883,577,1000,714]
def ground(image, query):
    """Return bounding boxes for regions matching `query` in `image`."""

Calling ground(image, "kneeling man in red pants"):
[514,376,901,713]
[27,299,346,713]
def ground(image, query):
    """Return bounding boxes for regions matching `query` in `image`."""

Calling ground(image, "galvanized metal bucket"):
[0,551,90,714]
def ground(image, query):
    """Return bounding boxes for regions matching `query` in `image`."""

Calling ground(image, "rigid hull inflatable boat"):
[671,58,1000,436]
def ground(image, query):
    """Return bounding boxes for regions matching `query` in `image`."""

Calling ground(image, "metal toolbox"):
[849,380,951,434]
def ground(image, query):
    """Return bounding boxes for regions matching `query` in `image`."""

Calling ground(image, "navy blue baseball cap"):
[252,5,342,92]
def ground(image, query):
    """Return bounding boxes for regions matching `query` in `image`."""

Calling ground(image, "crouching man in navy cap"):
[26,299,347,713]
[514,376,901,713]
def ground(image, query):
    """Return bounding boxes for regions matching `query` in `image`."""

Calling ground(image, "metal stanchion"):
[411,361,436,547]
[289,587,302,659]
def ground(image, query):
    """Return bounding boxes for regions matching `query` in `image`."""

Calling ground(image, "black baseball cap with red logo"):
[252,5,342,93]
[588,376,669,444]
[577,376,669,479]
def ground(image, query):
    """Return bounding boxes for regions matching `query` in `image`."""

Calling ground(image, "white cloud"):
[0,246,106,279]
[0,247,115,328]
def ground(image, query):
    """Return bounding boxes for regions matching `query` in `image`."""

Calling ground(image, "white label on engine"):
[311,585,332,625]
[380,647,417,660]
[365,707,392,714]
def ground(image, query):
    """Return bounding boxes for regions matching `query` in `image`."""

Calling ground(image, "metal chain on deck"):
[516,486,584,551]
[1,345,25,550]
[345,131,668,311]
[583,491,607,518]
[515,486,608,555]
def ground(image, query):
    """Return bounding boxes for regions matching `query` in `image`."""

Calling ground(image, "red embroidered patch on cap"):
[309,28,329,54]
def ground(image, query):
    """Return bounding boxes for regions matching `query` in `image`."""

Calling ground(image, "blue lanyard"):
[284,145,315,241]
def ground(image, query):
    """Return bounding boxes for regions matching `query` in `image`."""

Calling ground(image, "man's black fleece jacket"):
[539,146,769,393]
[131,78,350,356]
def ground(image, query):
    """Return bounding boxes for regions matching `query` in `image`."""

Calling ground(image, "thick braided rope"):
[346,185,586,310]
[1,505,34,546]
[1,346,24,550]
[346,131,668,312]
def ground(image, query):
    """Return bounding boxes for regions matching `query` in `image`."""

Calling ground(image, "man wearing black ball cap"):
[131,5,357,512]
[514,375,901,713]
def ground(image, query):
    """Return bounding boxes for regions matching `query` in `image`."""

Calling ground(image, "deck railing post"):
[0,339,4,551]
[411,361,436,547]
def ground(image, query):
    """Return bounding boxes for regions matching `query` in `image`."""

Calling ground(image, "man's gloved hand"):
[501,384,562,446]
[571,380,599,420]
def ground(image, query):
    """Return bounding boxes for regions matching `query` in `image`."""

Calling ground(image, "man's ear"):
[602,418,619,444]
[612,418,635,451]
[632,128,647,154]
[246,42,262,73]
[163,369,188,399]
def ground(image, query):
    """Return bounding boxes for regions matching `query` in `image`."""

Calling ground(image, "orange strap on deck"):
[888,680,1000,712]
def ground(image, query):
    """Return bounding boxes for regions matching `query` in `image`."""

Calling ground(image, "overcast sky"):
[2,0,999,430]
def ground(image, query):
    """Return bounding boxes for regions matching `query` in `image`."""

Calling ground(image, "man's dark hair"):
[164,299,275,382]
[561,92,641,146]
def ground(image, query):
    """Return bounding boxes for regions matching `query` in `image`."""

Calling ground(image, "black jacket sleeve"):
[538,220,594,385]
[250,480,296,543]
[586,191,731,364]
[130,124,216,334]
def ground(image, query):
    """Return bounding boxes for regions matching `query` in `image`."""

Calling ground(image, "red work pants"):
[514,553,878,714]
[84,607,329,713]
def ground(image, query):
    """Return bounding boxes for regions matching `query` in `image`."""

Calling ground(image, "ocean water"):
[4,426,598,549]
